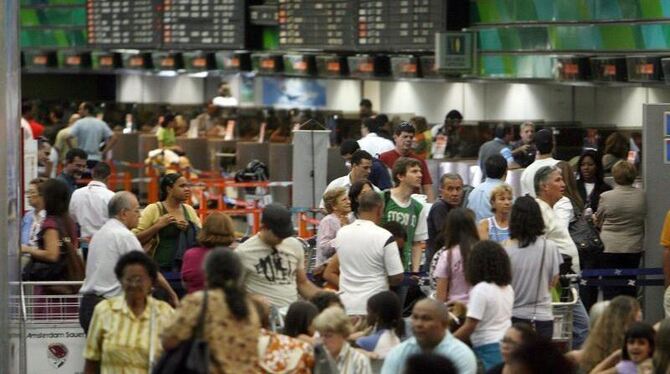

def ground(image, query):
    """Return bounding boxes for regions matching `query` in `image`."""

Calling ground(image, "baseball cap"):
[261,203,295,239]
[534,129,553,149]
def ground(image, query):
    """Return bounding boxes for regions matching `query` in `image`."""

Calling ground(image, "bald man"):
[382,299,477,374]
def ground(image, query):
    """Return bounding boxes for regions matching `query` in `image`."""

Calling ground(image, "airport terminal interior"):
[3,1,670,373]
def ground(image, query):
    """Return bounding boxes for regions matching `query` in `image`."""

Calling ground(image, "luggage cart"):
[12,281,86,374]
[552,287,579,352]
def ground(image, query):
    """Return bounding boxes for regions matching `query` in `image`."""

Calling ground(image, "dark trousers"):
[511,317,554,340]
[601,252,642,300]
[79,294,104,335]
[579,252,601,313]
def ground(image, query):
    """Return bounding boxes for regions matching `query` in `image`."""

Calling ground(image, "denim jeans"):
[572,299,590,349]
[473,342,503,371]
[511,317,554,340]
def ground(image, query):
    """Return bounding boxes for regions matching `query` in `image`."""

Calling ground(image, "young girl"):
[591,322,655,374]
[478,184,512,244]
[355,291,406,359]
[454,240,514,370]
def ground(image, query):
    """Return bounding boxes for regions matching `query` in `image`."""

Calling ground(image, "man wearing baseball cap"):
[237,203,321,308]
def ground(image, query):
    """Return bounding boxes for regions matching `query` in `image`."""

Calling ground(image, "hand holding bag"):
[153,290,210,374]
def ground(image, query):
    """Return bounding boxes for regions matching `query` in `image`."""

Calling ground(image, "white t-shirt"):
[69,181,115,238]
[237,234,305,308]
[584,182,595,198]
[335,219,404,315]
[357,133,394,158]
[467,282,514,347]
[520,158,559,197]
[553,196,575,229]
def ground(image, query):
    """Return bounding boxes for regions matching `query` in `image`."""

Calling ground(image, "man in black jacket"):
[425,173,464,269]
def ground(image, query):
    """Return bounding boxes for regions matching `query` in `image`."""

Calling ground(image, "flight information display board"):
[162,0,245,49]
[21,0,88,48]
[87,0,162,48]
[278,0,357,50]
[358,0,446,51]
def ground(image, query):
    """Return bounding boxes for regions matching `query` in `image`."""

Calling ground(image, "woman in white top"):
[478,184,512,244]
[454,240,514,371]
[553,161,585,228]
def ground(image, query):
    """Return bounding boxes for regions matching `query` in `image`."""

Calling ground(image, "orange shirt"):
[661,211,670,248]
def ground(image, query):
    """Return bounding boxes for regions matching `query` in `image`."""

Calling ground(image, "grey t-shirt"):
[70,117,113,161]
[237,234,304,309]
[505,238,562,321]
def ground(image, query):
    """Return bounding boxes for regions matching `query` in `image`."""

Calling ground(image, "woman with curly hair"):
[454,240,513,370]
[569,295,641,373]
[602,132,630,174]
[576,150,611,213]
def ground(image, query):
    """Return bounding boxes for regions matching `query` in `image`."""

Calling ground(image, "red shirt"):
[181,246,211,294]
[378,149,433,185]
[28,119,44,139]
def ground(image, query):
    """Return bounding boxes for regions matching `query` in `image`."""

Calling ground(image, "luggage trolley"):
[12,281,86,374]
[552,287,579,352]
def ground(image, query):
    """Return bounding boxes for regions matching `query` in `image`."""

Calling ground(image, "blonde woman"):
[315,187,352,269]
[313,307,372,374]
[478,184,512,244]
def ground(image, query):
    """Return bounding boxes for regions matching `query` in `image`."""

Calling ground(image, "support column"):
[0,1,22,373]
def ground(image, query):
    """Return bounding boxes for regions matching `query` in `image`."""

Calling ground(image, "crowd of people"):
[17,97,669,374]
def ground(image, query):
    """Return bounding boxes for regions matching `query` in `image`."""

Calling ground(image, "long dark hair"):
[348,179,374,217]
[509,196,545,248]
[159,172,182,201]
[204,248,249,320]
[622,322,655,361]
[577,150,606,186]
[465,240,512,287]
[40,178,70,217]
[367,291,405,339]
[438,207,479,266]
[283,301,319,338]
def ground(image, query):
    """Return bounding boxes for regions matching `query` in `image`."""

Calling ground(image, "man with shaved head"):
[382,299,477,373]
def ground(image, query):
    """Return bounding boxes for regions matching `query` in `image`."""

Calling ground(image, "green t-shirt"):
[157,127,176,147]
[380,190,426,270]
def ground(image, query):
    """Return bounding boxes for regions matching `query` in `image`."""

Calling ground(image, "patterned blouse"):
[258,329,315,373]
[161,289,261,374]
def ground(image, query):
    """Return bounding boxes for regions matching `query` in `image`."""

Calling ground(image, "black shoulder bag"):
[153,291,210,374]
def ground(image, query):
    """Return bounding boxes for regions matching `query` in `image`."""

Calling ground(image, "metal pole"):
[0,1,23,373]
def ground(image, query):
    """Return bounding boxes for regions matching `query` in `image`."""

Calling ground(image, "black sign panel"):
[278,0,357,51]
[87,0,162,48]
[358,0,446,51]
[163,0,245,49]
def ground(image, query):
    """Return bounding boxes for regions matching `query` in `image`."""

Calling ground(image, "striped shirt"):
[335,342,373,374]
[84,295,173,374]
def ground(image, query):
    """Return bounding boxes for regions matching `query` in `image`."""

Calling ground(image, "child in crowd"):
[453,240,514,371]
[591,322,655,374]
[355,291,406,359]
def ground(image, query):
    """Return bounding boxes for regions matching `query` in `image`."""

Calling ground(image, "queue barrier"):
[579,267,664,287]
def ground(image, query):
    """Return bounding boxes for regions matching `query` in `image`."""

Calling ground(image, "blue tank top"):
[488,216,510,243]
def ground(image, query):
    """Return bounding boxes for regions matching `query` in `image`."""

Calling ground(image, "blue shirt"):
[370,158,392,190]
[70,116,112,161]
[381,333,477,374]
[56,172,78,197]
[467,178,504,222]
[21,211,33,245]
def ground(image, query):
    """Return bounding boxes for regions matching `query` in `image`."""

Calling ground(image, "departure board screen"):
[87,0,162,48]
[358,0,446,51]
[278,0,357,51]
[21,0,88,48]
[162,0,245,49]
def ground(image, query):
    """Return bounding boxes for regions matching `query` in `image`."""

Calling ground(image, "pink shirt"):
[181,246,211,294]
[433,245,471,303]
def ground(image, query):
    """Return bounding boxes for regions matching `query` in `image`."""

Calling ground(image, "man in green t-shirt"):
[381,157,428,273]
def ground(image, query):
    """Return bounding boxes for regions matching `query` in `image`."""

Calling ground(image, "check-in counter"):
[176,138,209,171]
[269,143,292,206]
[236,142,270,170]
[207,139,236,172]
[138,134,158,160]
[113,133,140,177]
[327,147,349,183]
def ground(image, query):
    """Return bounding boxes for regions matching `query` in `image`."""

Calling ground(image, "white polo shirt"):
[80,218,143,298]
[69,181,115,238]
[335,219,404,315]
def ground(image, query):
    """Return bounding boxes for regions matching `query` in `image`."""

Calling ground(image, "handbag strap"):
[531,239,547,322]
[195,290,208,339]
